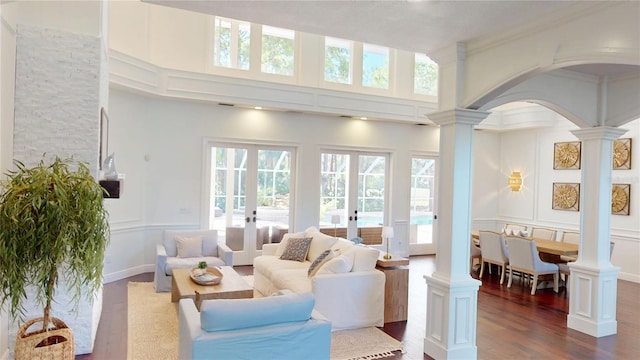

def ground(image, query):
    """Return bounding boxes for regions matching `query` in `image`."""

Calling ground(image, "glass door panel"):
[256,149,291,250]
[320,151,388,244]
[358,154,386,244]
[320,153,349,233]
[409,156,437,255]
[209,146,249,252]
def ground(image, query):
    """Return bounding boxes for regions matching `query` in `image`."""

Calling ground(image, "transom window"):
[324,37,352,84]
[213,17,250,70]
[414,53,438,96]
[261,25,295,76]
[362,43,389,89]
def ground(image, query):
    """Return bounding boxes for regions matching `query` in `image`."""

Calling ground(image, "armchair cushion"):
[200,291,315,332]
[175,236,203,258]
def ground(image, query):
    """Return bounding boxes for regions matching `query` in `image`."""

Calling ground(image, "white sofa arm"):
[155,244,168,274]
[217,243,233,266]
[178,299,200,360]
[312,270,386,331]
[262,243,279,256]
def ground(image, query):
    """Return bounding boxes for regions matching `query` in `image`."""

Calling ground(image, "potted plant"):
[197,261,208,275]
[0,156,109,359]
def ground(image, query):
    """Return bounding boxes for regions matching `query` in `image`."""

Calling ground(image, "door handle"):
[253,217,257,222]
[246,217,250,223]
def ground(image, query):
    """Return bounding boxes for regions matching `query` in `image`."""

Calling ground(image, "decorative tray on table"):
[190,267,223,286]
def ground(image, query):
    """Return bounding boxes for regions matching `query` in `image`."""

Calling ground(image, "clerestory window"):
[324,37,352,84]
[362,43,389,89]
[213,17,250,70]
[414,53,438,96]
[261,25,295,76]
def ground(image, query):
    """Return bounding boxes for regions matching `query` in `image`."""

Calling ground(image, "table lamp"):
[331,215,340,239]
[382,226,394,259]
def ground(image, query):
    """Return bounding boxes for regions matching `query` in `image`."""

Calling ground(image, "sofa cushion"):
[272,268,313,293]
[307,230,338,262]
[351,246,380,272]
[308,249,335,277]
[331,238,355,253]
[280,237,313,262]
[176,236,203,258]
[165,256,225,275]
[254,255,310,279]
[200,291,315,331]
[316,249,355,274]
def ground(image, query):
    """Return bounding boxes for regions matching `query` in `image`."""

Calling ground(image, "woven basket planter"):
[15,317,74,360]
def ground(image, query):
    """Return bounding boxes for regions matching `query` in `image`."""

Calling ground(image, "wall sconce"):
[509,171,523,192]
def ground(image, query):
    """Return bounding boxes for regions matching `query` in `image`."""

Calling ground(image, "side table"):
[376,254,409,323]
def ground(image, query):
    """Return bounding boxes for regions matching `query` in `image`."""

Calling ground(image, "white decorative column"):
[423,109,488,359]
[567,126,627,337]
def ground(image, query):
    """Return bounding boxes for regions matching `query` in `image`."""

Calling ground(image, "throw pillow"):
[316,249,355,274]
[280,237,313,262]
[308,249,335,277]
[175,236,203,258]
[307,230,338,261]
[275,231,306,257]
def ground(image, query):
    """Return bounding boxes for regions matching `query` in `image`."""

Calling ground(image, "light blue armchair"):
[178,291,332,360]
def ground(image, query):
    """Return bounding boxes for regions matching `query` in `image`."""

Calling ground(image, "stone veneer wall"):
[9,24,104,355]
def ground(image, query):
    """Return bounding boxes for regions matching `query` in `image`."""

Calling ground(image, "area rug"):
[127,281,403,360]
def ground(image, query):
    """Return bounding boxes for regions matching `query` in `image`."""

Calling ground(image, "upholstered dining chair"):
[470,235,482,273]
[559,231,580,262]
[530,227,557,241]
[505,236,559,295]
[479,231,509,284]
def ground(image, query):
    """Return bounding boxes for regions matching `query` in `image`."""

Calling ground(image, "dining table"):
[471,229,579,257]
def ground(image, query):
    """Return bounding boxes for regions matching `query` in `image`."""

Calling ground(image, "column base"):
[567,262,619,338]
[423,274,481,359]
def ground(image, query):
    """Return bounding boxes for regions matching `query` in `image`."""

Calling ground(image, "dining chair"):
[479,231,509,284]
[470,235,482,273]
[503,224,527,236]
[559,232,580,262]
[560,242,614,295]
[530,227,557,241]
[505,236,559,295]
[561,231,580,244]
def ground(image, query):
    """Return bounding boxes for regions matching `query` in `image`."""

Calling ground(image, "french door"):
[320,151,388,244]
[205,142,294,265]
[409,155,437,255]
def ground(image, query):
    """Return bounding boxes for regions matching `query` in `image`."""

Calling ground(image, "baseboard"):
[104,264,154,284]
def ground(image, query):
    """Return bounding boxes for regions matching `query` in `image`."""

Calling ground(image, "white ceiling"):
[146,0,578,55]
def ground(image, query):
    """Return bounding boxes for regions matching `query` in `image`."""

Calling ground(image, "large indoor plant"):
[0,156,109,358]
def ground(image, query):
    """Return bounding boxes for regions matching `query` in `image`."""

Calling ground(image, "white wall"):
[104,88,440,281]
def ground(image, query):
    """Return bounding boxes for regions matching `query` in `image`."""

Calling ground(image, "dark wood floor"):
[77,256,639,359]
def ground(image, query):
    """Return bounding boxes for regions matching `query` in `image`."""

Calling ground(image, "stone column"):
[567,126,627,337]
[423,108,488,359]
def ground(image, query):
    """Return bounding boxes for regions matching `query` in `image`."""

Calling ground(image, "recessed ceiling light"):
[359,117,368,120]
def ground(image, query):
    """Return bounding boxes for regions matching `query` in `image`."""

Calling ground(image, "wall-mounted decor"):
[100,107,109,170]
[552,183,580,211]
[553,141,581,170]
[611,184,630,215]
[613,138,632,170]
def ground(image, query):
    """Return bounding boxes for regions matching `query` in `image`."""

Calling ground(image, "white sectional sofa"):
[253,227,385,331]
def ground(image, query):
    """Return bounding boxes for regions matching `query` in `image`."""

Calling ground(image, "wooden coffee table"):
[171,266,253,310]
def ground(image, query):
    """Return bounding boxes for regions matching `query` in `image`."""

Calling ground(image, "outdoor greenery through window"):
[324,37,352,84]
[213,17,250,70]
[261,25,295,76]
[362,43,389,89]
[410,157,436,244]
[414,53,438,96]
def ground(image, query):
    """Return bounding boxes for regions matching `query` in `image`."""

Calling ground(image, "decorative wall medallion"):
[552,183,580,211]
[554,141,581,170]
[613,138,632,170]
[611,184,630,215]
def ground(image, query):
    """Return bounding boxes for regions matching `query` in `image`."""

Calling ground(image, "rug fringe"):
[347,346,405,360]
